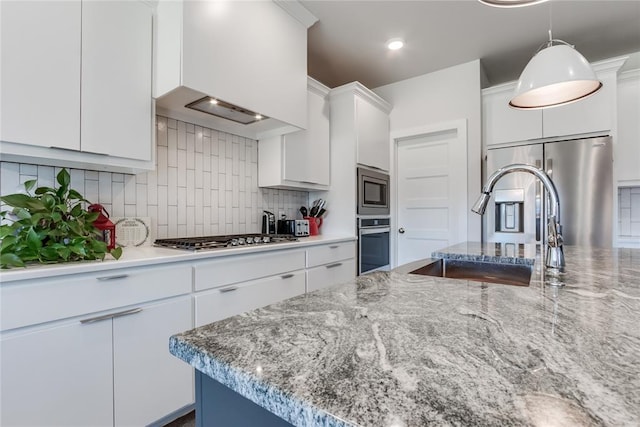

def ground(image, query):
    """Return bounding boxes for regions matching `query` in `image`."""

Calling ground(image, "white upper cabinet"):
[81,0,152,161]
[482,57,627,147]
[616,69,640,184]
[259,78,331,190]
[0,1,81,151]
[355,94,392,171]
[155,0,316,140]
[0,0,154,173]
[482,83,542,146]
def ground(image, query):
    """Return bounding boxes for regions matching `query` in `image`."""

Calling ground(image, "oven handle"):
[359,227,391,236]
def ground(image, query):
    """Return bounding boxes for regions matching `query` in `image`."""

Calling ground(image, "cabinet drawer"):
[307,258,356,293]
[306,242,356,268]
[194,249,306,291]
[194,270,305,327]
[1,264,192,332]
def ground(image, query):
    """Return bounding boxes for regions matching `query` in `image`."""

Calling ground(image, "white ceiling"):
[302,0,640,89]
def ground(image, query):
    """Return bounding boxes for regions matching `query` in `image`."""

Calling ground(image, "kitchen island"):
[169,243,640,426]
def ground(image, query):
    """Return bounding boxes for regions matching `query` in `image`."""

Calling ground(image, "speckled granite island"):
[170,243,640,426]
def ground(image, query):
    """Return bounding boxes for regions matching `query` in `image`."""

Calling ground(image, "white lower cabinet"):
[306,242,357,292]
[307,258,356,293]
[0,264,194,427]
[1,318,114,427]
[113,296,193,426]
[195,270,306,327]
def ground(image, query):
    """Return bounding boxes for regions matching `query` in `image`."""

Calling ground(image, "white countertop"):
[0,235,356,283]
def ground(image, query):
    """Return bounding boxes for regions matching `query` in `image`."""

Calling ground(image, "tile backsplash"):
[0,116,308,240]
[619,186,640,238]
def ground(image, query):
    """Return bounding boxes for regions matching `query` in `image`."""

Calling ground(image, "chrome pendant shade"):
[510,40,602,109]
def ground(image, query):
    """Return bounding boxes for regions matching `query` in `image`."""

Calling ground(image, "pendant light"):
[479,0,548,8]
[510,31,602,109]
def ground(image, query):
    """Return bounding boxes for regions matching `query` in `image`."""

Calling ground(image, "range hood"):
[153,0,317,141]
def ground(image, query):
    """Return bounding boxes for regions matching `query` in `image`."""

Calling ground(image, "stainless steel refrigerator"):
[484,136,613,247]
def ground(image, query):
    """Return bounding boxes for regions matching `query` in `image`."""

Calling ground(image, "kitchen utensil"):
[299,206,308,217]
[316,208,326,218]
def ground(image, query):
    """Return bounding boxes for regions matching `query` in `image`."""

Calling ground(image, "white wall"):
[374,60,483,243]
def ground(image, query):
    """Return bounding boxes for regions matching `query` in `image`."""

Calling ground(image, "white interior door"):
[394,121,468,267]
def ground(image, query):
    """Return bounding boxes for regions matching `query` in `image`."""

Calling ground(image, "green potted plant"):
[0,168,122,269]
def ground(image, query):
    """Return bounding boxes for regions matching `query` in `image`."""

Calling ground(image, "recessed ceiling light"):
[386,38,404,51]
[478,0,548,7]
[209,98,218,105]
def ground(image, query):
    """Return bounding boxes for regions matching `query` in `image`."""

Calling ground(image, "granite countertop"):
[170,243,640,426]
[0,234,355,282]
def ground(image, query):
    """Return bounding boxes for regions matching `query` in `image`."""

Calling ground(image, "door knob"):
[398,227,405,234]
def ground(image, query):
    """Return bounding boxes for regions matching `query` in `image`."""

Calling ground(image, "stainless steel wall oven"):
[358,217,390,275]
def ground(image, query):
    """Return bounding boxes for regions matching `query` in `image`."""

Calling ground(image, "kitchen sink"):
[410,258,533,286]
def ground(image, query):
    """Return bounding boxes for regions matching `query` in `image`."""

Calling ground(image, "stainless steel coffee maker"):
[261,211,276,234]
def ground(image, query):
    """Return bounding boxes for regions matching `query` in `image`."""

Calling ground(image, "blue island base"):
[195,371,295,427]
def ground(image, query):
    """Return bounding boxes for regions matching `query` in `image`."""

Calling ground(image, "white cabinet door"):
[113,296,194,426]
[195,270,306,327]
[283,84,331,186]
[1,320,113,427]
[81,0,152,160]
[482,84,542,146]
[307,258,356,293]
[543,72,616,138]
[0,0,80,150]
[616,72,640,183]
[356,96,390,171]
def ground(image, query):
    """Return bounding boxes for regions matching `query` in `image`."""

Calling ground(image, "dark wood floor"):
[163,410,195,427]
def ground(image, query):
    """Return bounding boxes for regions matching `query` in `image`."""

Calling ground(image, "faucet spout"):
[472,163,565,270]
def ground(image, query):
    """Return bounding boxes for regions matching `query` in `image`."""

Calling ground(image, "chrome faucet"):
[472,163,565,270]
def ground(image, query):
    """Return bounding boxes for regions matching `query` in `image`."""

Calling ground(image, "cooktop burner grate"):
[154,234,298,251]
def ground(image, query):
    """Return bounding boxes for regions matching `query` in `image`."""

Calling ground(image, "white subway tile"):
[85,170,99,181]
[226,139,233,159]
[211,166,219,188]
[85,179,100,205]
[203,137,211,171]
[187,170,195,205]
[631,193,640,219]
[112,173,124,183]
[124,175,136,205]
[177,121,187,149]
[239,138,246,161]
[226,160,233,188]
[211,134,219,159]
[218,175,226,198]
[157,186,168,225]
[178,187,187,224]
[157,116,168,147]
[69,169,85,196]
[186,206,195,235]
[168,206,178,235]
[168,128,178,167]
[20,164,38,176]
[186,123,194,134]
[147,171,158,205]
[211,189,219,211]
[168,167,178,205]
[195,189,203,224]
[157,224,168,239]
[99,172,112,204]
[239,195,246,224]
[195,153,203,188]
[187,132,195,169]
[124,204,137,217]
[218,152,226,174]
[203,172,211,206]
[620,187,631,209]
[226,191,233,223]
[195,127,203,152]
[232,175,239,207]
[112,182,125,217]
[147,205,158,236]
[218,207,225,228]
[218,134,226,159]
[203,127,210,138]
[195,224,203,236]
[177,150,187,187]
[167,118,177,129]
[211,199,219,224]
[157,146,168,183]
[37,165,55,189]
[203,207,211,232]
[136,183,148,216]
[177,224,187,237]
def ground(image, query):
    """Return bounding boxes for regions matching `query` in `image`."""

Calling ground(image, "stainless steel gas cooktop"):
[154,234,298,251]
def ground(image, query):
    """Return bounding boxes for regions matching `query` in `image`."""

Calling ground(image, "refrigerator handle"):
[535,159,542,243]
[546,158,553,179]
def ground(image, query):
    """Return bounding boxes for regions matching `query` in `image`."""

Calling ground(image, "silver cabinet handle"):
[281,274,294,279]
[96,274,129,281]
[398,227,405,234]
[81,308,142,324]
[326,263,342,269]
[219,286,238,293]
[329,245,339,249]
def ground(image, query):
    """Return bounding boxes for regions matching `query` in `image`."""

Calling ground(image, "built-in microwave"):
[357,167,390,215]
